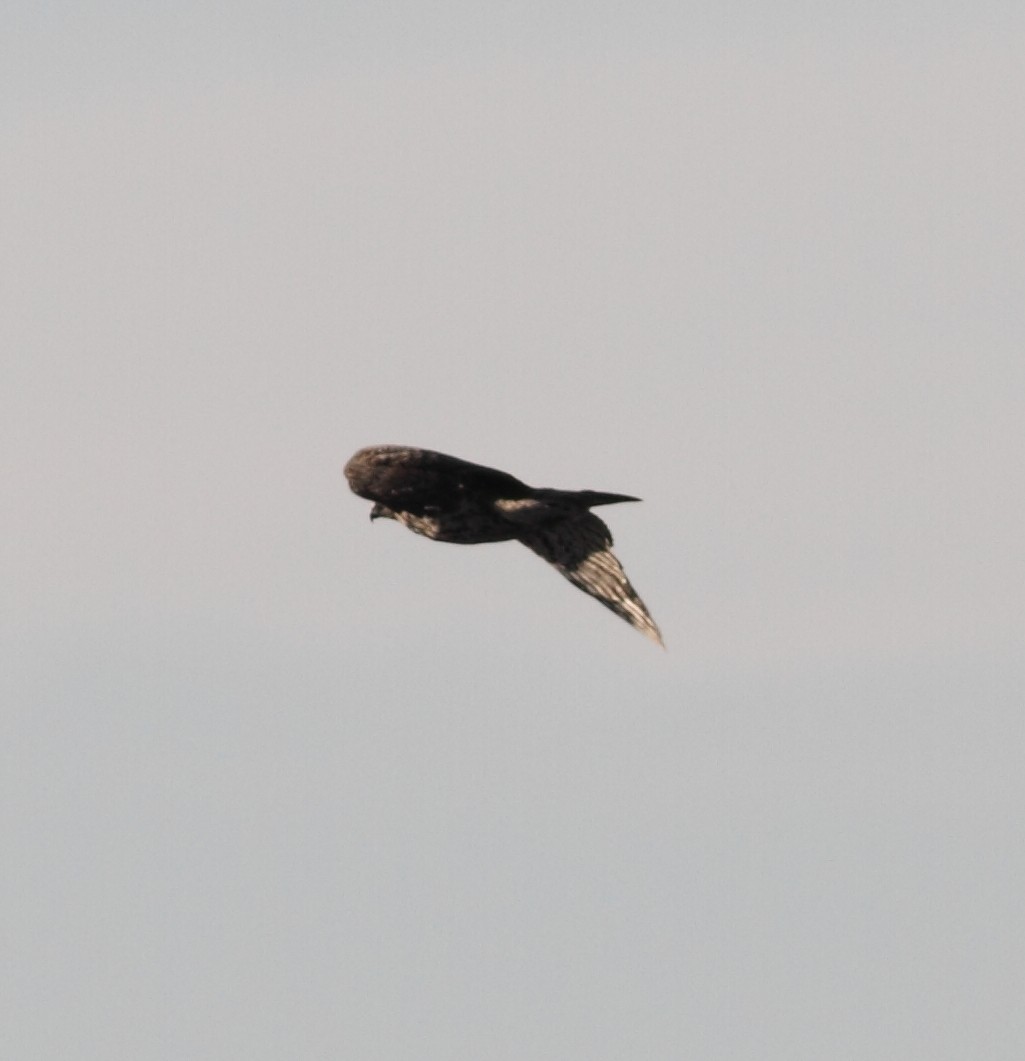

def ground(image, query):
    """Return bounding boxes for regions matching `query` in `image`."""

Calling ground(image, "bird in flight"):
[344,445,663,646]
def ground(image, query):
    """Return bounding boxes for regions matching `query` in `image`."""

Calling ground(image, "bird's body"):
[344,445,663,646]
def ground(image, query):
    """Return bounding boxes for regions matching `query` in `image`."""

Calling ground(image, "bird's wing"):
[517,510,663,646]
[345,446,529,514]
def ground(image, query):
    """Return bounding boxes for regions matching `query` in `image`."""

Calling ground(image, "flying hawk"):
[344,445,663,646]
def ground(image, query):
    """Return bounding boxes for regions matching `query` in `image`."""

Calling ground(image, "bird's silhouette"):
[345,445,663,646]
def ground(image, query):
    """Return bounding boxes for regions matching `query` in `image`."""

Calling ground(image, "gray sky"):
[3,3,1024,1059]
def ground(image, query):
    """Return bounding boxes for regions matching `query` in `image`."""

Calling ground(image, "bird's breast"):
[395,503,518,545]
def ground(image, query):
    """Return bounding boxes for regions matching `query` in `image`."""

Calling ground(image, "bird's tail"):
[533,488,640,508]
[579,490,641,507]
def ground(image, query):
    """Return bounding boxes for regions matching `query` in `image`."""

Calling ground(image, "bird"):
[344,445,663,646]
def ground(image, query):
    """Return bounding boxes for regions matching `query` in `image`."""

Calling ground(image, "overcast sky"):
[3,3,1024,1059]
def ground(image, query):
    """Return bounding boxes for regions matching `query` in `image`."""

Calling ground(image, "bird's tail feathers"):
[530,487,640,508]
[574,490,641,508]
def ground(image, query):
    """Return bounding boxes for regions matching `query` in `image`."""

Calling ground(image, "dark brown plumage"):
[344,445,663,646]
